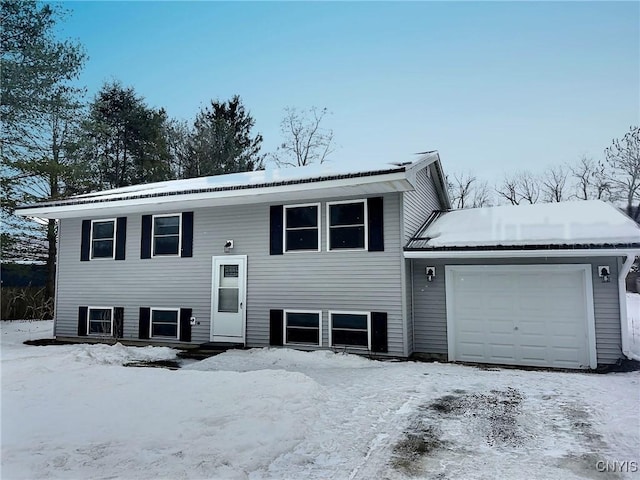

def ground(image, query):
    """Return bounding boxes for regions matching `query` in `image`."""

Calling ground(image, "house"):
[16,152,640,369]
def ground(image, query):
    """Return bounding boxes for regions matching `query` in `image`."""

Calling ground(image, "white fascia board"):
[17,172,412,219]
[403,249,640,259]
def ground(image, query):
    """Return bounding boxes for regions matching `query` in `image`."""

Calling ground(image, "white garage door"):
[445,265,596,369]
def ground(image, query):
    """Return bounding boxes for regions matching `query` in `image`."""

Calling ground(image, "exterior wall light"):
[598,266,610,283]
[426,266,436,282]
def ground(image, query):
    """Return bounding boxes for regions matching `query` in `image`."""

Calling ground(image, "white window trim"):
[89,218,117,260]
[151,213,182,258]
[87,306,114,336]
[149,307,181,339]
[283,203,321,253]
[326,199,368,252]
[283,309,322,347]
[328,310,371,350]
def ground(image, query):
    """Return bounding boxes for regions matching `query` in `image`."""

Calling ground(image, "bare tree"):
[447,171,493,209]
[272,107,335,167]
[519,171,541,204]
[447,171,475,209]
[569,156,612,200]
[605,126,640,220]
[496,175,520,205]
[541,165,568,202]
[496,171,541,205]
[472,180,493,207]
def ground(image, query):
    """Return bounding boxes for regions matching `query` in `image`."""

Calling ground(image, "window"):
[327,200,367,250]
[329,311,370,349]
[284,310,322,346]
[91,219,116,259]
[88,307,113,335]
[284,204,320,252]
[150,308,179,338]
[152,214,181,256]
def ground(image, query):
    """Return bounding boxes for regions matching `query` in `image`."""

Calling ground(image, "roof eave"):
[17,170,412,219]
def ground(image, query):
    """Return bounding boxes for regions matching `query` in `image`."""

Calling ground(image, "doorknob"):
[240,302,243,309]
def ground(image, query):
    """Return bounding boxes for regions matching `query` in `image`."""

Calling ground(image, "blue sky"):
[58,1,639,180]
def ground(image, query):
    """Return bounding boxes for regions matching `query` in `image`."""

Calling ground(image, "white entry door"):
[211,255,247,343]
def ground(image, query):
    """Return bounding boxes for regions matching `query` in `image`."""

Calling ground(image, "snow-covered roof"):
[17,153,447,219]
[405,200,640,250]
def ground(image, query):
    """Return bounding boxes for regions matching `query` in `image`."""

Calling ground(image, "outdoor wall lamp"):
[599,266,610,283]
[224,240,234,253]
[426,267,436,282]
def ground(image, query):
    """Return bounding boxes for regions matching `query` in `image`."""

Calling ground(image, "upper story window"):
[153,214,181,256]
[91,219,116,259]
[284,203,320,252]
[327,200,367,250]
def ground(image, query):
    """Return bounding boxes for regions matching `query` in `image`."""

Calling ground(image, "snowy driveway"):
[2,320,639,480]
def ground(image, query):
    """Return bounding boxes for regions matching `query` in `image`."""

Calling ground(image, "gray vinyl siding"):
[411,257,623,365]
[402,165,442,244]
[55,193,405,356]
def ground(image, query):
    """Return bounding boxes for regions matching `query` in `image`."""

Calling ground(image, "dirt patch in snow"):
[392,388,526,476]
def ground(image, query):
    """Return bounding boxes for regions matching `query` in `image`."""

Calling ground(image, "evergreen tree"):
[186,95,264,177]
[1,0,87,303]
[76,81,172,189]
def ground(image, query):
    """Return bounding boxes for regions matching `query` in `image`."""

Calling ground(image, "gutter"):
[403,249,640,259]
[619,254,640,362]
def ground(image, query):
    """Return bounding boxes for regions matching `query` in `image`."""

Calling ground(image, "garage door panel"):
[447,265,593,369]
[488,344,517,361]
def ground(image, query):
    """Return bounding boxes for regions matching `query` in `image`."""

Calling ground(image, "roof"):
[17,152,449,219]
[405,200,640,251]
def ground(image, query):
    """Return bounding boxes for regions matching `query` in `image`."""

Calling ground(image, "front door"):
[211,255,247,343]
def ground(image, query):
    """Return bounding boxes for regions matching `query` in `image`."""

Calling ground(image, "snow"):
[415,200,640,247]
[52,160,410,202]
[2,320,639,479]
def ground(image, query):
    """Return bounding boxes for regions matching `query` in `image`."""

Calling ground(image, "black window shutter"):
[179,308,192,342]
[181,212,194,258]
[270,309,284,346]
[367,197,384,252]
[80,220,91,261]
[141,215,152,259]
[139,307,150,339]
[270,205,283,255]
[78,306,88,336]
[371,311,388,353]
[114,307,124,338]
[115,217,127,260]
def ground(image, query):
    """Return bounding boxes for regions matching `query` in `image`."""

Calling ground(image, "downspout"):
[619,254,639,361]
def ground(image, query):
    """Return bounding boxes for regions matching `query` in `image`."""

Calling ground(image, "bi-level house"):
[17,152,640,369]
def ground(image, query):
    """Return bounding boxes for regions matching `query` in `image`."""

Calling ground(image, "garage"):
[444,265,596,369]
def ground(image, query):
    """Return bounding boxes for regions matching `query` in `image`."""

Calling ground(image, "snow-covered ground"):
[2,320,639,480]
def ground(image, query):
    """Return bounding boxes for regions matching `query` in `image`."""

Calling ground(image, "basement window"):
[284,310,322,346]
[88,307,114,335]
[150,308,179,339]
[329,311,370,349]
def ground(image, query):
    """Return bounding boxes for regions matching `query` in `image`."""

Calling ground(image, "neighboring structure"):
[16,154,640,369]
